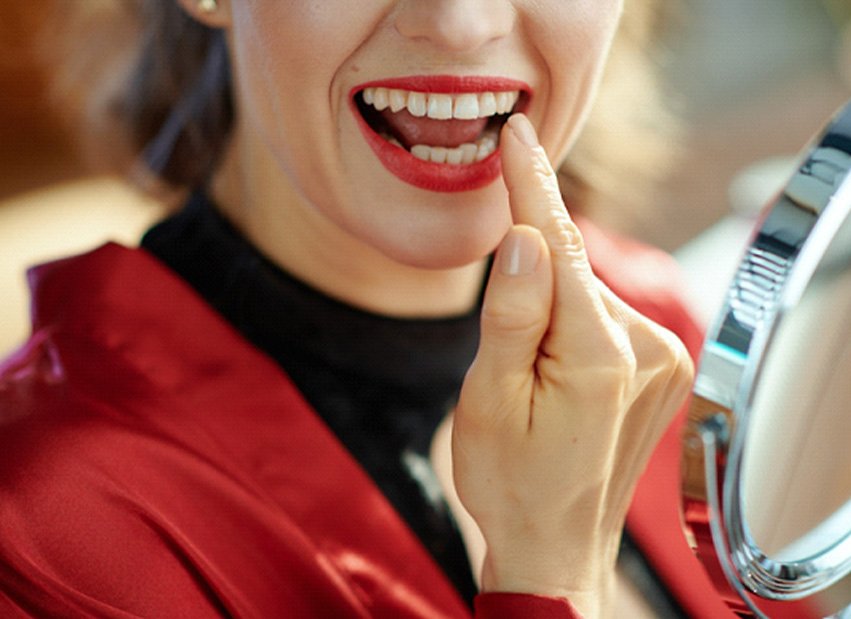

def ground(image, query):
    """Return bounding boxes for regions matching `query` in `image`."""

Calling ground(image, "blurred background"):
[650,0,851,249]
[1,0,851,350]
[1,4,82,198]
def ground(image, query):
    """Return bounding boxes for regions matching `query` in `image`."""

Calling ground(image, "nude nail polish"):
[500,228,540,276]
[508,114,539,147]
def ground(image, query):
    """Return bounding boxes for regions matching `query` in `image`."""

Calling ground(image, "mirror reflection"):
[742,206,851,561]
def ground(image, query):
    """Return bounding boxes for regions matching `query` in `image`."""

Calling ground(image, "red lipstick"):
[349,75,531,193]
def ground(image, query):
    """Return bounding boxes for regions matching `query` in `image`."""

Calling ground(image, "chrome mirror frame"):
[682,101,851,618]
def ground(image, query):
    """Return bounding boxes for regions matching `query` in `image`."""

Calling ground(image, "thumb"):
[470,224,552,390]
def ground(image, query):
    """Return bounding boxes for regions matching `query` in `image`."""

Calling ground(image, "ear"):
[175,0,231,29]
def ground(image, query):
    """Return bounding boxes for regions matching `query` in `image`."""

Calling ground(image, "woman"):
[0,1,766,617]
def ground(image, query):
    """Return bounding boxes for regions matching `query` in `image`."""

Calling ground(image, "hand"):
[451,114,694,617]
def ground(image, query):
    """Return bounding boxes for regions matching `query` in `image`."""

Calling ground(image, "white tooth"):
[407,91,427,117]
[446,147,464,165]
[372,87,389,111]
[410,142,485,165]
[495,92,513,114]
[411,144,431,161]
[427,94,453,120]
[389,89,407,113]
[460,143,478,164]
[494,90,519,114]
[476,137,497,161]
[429,146,448,163]
[507,90,520,109]
[478,92,497,117]
[362,87,375,105]
[453,94,479,120]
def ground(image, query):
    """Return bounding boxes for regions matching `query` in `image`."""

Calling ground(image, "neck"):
[209,128,487,319]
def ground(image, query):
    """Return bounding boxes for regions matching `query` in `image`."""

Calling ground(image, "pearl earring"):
[198,0,218,13]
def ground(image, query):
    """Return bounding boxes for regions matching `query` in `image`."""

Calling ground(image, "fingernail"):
[507,114,539,147]
[500,227,540,276]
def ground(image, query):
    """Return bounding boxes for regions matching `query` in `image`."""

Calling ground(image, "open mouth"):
[356,88,523,164]
[350,77,531,192]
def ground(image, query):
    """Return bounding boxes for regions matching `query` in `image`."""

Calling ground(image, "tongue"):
[380,108,489,149]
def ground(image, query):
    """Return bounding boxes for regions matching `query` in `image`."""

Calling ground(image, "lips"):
[349,75,531,193]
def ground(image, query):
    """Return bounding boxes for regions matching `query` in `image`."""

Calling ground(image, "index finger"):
[500,114,621,364]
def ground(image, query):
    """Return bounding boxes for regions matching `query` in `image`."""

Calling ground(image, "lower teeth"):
[381,129,499,165]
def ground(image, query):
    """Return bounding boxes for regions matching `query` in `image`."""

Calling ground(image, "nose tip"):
[394,0,514,53]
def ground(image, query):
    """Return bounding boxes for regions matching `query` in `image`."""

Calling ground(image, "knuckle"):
[480,297,544,339]
[659,329,693,374]
[669,342,695,386]
[613,339,639,375]
[641,323,695,386]
[657,347,695,412]
[561,346,638,397]
[544,216,585,257]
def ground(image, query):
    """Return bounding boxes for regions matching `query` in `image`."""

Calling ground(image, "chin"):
[328,145,514,269]
[373,215,510,271]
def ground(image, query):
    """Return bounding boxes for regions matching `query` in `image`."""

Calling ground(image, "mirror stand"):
[682,100,851,618]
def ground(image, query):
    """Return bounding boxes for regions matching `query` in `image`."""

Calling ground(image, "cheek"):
[227,1,390,164]
[230,1,389,78]
[529,0,624,161]
[226,3,350,189]
[534,0,622,88]
[229,3,334,110]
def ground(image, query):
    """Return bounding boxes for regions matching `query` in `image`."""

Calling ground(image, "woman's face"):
[223,0,624,269]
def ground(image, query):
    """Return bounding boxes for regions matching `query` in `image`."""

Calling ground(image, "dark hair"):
[129,5,232,185]
[54,0,677,225]
[48,1,231,189]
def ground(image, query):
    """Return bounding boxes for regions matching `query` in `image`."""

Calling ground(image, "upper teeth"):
[362,87,520,120]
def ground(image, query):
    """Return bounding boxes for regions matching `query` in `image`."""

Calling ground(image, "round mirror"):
[682,101,851,618]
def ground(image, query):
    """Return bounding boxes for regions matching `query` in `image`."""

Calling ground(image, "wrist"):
[480,539,618,618]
